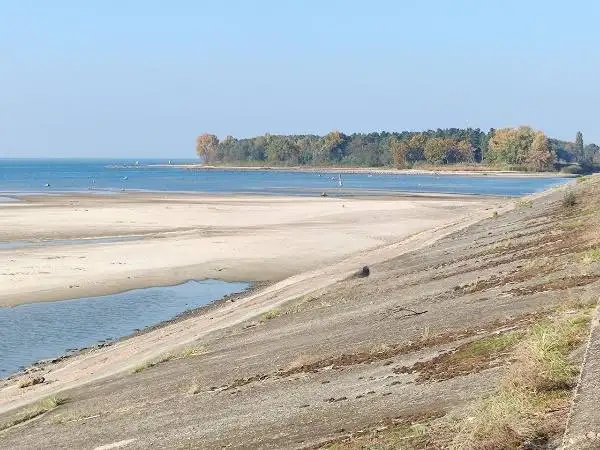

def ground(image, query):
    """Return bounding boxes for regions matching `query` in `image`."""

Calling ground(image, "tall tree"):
[584,143,600,164]
[389,137,407,169]
[314,130,345,164]
[527,132,554,171]
[487,126,536,167]
[575,131,584,161]
[196,134,219,164]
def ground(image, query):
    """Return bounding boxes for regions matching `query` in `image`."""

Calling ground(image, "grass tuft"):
[582,248,600,265]
[132,345,207,374]
[0,396,67,432]
[261,308,281,321]
[517,198,533,209]
[451,307,593,449]
[559,218,584,230]
[506,310,591,391]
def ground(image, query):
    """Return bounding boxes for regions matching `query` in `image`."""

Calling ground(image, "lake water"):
[0,280,249,377]
[0,159,569,197]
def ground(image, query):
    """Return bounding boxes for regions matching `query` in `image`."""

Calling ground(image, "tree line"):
[195,127,599,172]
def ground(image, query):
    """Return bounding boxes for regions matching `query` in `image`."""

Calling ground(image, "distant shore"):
[143,163,574,178]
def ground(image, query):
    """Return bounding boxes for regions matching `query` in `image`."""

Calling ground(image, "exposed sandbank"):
[0,192,500,306]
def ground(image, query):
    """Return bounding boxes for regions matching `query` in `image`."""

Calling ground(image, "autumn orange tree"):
[528,132,554,171]
[195,133,219,164]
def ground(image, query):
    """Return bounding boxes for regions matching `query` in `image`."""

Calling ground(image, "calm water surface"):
[0,159,570,197]
[0,280,249,377]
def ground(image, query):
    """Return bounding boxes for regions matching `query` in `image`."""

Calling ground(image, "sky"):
[1,0,599,158]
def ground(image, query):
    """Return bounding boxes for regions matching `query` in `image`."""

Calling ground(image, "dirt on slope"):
[2,177,600,449]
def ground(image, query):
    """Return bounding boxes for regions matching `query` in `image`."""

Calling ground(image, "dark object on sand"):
[356,266,370,278]
[320,192,328,197]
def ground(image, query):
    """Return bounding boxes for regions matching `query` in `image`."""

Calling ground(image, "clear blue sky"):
[1,1,599,158]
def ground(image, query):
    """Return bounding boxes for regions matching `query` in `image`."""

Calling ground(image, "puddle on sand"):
[0,279,250,377]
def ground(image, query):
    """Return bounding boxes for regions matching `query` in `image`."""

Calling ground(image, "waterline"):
[0,280,249,377]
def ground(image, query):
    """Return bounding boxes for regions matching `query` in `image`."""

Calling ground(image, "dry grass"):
[343,305,593,449]
[563,190,577,208]
[517,198,533,209]
[188,381,202,395]
[582,248,600,265]
[53,412,102,425]
[17,376,44,389]
[450,306,593,449]
[506,312,589,391]
[560,218,585,230]
[321,418,435,449]
[260,308,281,321]
[0,396,67,432]
[396,331,522,382]
[132,345,207,374]
[284,354,320,373]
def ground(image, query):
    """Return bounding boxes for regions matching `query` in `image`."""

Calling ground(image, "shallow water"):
[0,280,249,377]
[0,235,143,251]
[0,159,570,197]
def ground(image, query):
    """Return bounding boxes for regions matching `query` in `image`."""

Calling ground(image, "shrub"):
[561,164,583,175]
[562,191,577,208]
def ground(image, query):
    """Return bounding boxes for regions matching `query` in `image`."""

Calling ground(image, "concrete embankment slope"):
[563,305,600,449]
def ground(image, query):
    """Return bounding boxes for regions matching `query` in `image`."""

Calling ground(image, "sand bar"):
[0,192,500,306]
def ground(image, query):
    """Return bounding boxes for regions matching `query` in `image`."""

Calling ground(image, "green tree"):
[313,130,345,164]
[266,137,300,164]
[424,138,446,164]
[585,143,600,164]
[487,126,536,167]
[389,137,407,168]
[575,131,584,161]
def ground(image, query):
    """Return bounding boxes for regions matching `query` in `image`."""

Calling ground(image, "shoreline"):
[2,280,268,383]
[144,163,575,178]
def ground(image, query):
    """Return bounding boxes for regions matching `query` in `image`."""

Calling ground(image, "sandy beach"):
[0,192,499,306]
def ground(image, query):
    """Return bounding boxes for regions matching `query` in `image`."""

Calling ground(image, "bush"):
[561,164,583,175]
[562,191,577,208]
